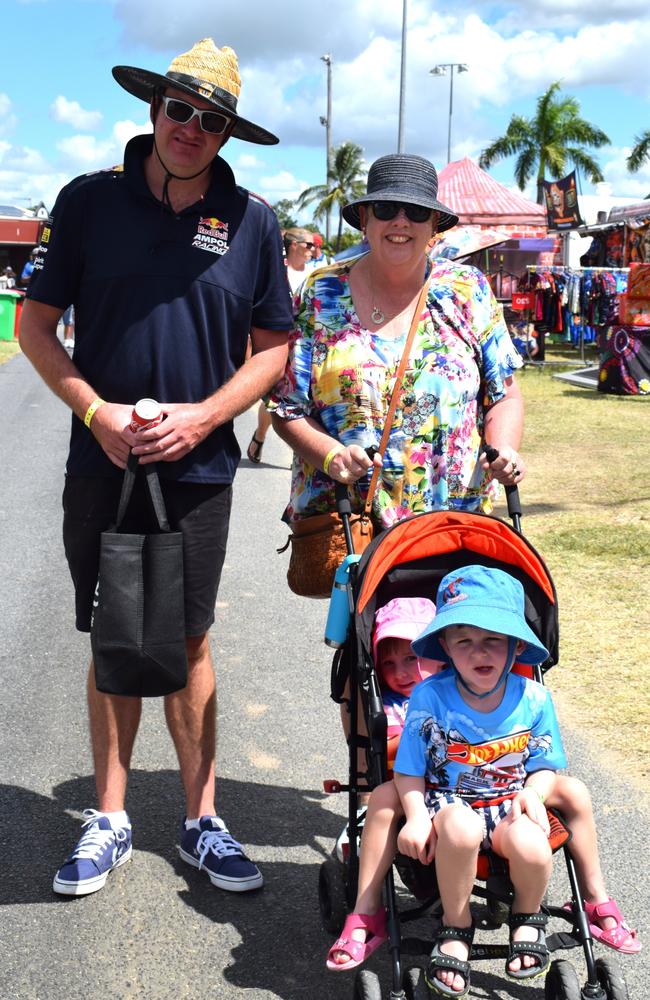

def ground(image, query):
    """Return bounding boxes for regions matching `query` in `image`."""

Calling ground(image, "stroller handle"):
[483,446,522,529]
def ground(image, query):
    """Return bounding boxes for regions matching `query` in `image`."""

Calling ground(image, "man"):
[19,38,291,897]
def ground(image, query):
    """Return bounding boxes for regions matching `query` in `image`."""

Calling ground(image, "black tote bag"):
[91,454,188,697]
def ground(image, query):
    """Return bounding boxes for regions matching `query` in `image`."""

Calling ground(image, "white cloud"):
[56,119,150,171]
[50,96,103,132]
[236,153,265,170]
[0,143,49,172]
[0,93,17,137]
[601,147,650,199]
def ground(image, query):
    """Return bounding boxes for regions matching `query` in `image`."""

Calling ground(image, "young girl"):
[327,597,445,971]
[327,579,640,978]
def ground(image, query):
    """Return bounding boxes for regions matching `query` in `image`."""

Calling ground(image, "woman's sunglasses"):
[161,96,231,136]
[371,201,433,223]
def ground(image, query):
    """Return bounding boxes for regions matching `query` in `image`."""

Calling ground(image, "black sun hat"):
[343,154,459,233]
[112,37,278,146]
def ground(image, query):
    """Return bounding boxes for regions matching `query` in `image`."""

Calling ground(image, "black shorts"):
[62,474,232,635]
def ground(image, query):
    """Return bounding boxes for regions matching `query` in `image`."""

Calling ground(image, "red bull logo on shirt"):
[193,217,230,256]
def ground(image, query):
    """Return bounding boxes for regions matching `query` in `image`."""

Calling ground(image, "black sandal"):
[246,434,264,463]
[425,924,474,998]
[506,911,550,981]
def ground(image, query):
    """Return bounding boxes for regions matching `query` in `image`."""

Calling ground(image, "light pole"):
[430,62,469,164]
[397,0,407,152]
[320,53,332,244]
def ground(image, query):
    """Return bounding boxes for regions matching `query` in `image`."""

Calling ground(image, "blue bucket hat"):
[412,565,549,666]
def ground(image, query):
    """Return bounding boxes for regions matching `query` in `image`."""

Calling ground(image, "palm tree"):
[297,141,367,251]
[627,130,650,173]
[479,81,610,204]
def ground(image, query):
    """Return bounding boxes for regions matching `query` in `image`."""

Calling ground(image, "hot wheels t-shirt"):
[28,134,292,482]
[395,670,566,802]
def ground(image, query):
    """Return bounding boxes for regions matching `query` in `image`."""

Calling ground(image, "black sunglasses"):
[162,96,231,135]
[371,201,433,223]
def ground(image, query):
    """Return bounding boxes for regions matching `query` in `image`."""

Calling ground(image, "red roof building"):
[438,158,548,237]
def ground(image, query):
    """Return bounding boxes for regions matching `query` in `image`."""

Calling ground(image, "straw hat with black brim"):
[342,154,459,233]
[112,37,278,146]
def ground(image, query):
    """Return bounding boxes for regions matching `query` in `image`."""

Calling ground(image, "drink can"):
[130,398,163,432]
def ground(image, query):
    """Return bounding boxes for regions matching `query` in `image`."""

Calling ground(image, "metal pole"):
[397,0,407,152]
[447,64,454,164]
[323,55,332,244]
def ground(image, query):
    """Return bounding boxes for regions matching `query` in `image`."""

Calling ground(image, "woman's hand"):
[480,445,525,486]
[326,444,382,484]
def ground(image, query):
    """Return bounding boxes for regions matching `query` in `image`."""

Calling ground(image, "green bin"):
[0,290,20,341]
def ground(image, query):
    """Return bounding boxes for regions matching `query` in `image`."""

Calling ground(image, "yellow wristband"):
[323,445,344,476]
[84,398,105,429]
[529,787,545,803]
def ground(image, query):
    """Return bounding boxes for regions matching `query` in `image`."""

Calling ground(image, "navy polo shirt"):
[28,134,292,483]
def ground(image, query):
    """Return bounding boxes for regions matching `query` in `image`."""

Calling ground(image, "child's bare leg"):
[329,781,401,965]
[433,805,483,993]
[339,693,370,804]
[546,775,612,916]
[492,813,552,973]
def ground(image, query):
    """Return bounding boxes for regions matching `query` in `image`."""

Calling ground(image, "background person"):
[19,247,38,289]
[19,37,291,898]
[309,232,330,268]
[284,227,316,294]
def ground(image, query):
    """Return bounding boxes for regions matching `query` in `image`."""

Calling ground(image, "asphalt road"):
[0,352,647,1000]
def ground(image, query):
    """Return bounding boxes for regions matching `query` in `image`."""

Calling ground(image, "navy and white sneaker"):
[179,816,263,892]
[53,809,132,896]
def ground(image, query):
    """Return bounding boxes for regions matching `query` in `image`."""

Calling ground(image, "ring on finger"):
[512,464,519,478]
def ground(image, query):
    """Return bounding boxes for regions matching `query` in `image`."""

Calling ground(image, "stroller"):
[318,483,629,1000]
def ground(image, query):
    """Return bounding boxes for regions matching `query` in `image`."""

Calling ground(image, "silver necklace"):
[371,303,385,324]
[368,267,385,324]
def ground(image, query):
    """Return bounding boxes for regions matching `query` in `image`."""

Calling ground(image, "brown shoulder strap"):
[363,272,433,516]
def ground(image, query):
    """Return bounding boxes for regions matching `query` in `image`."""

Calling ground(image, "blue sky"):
[2,0,650,222]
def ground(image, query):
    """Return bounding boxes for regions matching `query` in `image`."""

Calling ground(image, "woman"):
[269,154,525,527]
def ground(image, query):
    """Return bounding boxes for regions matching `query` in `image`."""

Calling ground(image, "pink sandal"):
[565,898,641,954]
[326,910,388,972]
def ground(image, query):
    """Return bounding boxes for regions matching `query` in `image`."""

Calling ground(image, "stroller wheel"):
[353,968,382,1000]
[544,959,581,1000]
[403,966,429,1000]
[595,956,630,1000]
[318,858,348,935]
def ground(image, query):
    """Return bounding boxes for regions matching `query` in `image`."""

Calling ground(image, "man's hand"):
[90,402,136,469]
[396,815,437,865]
[130,401,213,464]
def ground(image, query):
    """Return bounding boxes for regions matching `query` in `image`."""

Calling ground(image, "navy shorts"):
[62,474,232,635]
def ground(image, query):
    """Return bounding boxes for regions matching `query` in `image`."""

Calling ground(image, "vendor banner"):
[542,171,584,230]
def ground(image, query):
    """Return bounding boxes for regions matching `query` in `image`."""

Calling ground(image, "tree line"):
[273,81,650,252]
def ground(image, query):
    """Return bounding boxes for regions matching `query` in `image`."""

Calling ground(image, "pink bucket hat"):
[372,597,436,663]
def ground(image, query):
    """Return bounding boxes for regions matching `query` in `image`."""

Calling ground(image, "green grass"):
[492,367,650,791]
[0,341,20,365]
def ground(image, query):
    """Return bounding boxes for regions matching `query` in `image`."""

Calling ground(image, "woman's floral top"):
[268,255,522,528]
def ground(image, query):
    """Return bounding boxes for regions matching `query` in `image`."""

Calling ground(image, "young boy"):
[395,565,563,994]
